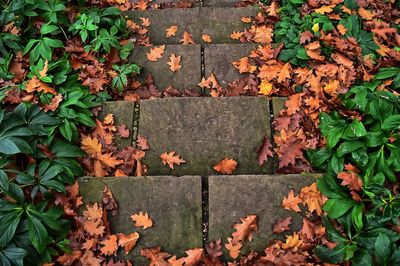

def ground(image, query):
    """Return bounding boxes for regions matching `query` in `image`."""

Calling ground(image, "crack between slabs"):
[131,101,140,148]
[201,175,209,246]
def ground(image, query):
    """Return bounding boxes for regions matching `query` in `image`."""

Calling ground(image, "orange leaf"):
[241,16,251,23]
[137,135,150,150]
[167,53,182,72]
[358,8,374,20]
[147,45,165,62]
[299,183,325,215]
[337,171,363,191]
[324,79,340,95]
[285,93,303,115]
[140,17,151,27]
[180,31,195,45]
[117,232,140,254]
[277,63,291,83]
[166,25,178,37]
[38,60,49,78]
[42,93,63,112]
[314,5,335,14]
[257,137,273,165]
[140,247,170,266]
[25,76,57,95]
[282,189,302,212]
[202,34,212,43]
[213,157,237,174]
[282,233,303,249]
[83,202,103,220]
[225,238,242,259]
[232,215,258,242]
[230,31,243,40]
[84,219,105,236]
[100,235,118,256]
[182,248,203,266]
[103,113,114,125]
[81,136,102,156]
[160,151,186,170]
[92,160,108,177]
[131,211,153,229]
[232,57,257,74]
[98,153,123,168]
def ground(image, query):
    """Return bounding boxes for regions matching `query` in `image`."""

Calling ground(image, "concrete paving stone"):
[208,174,320,258]
[98,101,138,148]
[204,0,242,6]
[131,0,201,6]
[126,8,202,45]
[126,6,259,44]
[199,6,259,44]
[138,97,273,176]
[272,97,288,118]
[129,44,201,93]
[79,175,203,264]
[204,43,258,87]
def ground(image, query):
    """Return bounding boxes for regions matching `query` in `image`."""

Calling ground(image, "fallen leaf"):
[81,136,102,156]
[182,248,203,266]
[98,153,123,168]
[282,190,302,212]
[117,232,140,254]
[137,136,150,150]
[160,151,186,169]
[167,53,182,72]
[213,158,238,174]
[232,215,258,242]
[358,8,374,20]
[180,31,194,45]
[241,16,251,23]
[273,216,292,234]
[100,235,118,256]
[117,124,130,138]
[231,31,243,40]
[140,17,151,27]
[141,247,170,266]
[314,5,335,14]
[337,171,363,191]
[257,137,273,165]
[166,25,178,37]
[147,45,166,62]
[131,211,153,229]
[282,233,303,249]
[225,238,242,259]
[202,34,212,43]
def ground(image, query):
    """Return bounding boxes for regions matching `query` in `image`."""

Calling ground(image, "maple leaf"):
[282,233,303,250]
[258,80,273,96]
[299,31,313,44]
[100,235,118,256]
[81,136,102,156]
[141,247,170,266]
[273,216,292,234]
[25,76,57,95]
[117,124,130,138]
[182,248,203,266]
[257,137,273,165]
[282,190,302,212]
[300,218,315,240]
[233,57,257,74]
[180,31,195,45]
[285,93,303,115]
[80,250,103,266]
[314,5,335,14]
[277,63,291,83]
[84,202,103,220]
[98,153,123,168]
[103,113,114,125]
[133,0,148,10]
[131,211,153,229]
[278,141,305,168]
[232,215,258,242]
[166,25,178,37]
[202,34,212,43]
[324,80,339,95]
[299,183,325,215]
[225,238,242,259]
[140,17,151,27]
[266,1,279,17]
[252,25,273,44]
[147,45,165,62]
[84,219,105,236]
[117,232,140,254]
[160,151,186,170]
[92,160,108,177]
[231,31,243,40]
[213,158,238,174]
[337,24,347,35]
[167,53,182,72]
[137,135,150,150]
[337,171,363,191]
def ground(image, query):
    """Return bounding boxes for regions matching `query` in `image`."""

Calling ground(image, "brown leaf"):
[147,45,165,62]
[166,25,178,37]
[167,53,182,72]
[131,211,153,229]
[117,124,130,138]
[232,215,258,242]
[137,135,150,150]
[100,235,118,256]
[225,238,242,259]
[141,247,170,266]
[81,136,102,156]
[213,158,238,174]
[337,171,363,191]
[42,93,63,112]
[117,232,140,254]
[160,151,186,170]
[98,153,123,168]
[273,216,292,234]
[180,31,195,45]
[182,248,203,266]
[282,190,302,212]
[257,137,273,166]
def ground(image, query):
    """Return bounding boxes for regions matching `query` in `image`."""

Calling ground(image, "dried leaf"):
[160,151,186,170]
[167,53,182,72]
[273,216,292,234]
[166,25,178,37]
[117,232,140,254]
[282,190,302,212]
[180,31,194,45]
[213,158,238,174]
[131,211,153,229]
[147,45,166,62]
[100,235,118,256]
[81,136,102,156]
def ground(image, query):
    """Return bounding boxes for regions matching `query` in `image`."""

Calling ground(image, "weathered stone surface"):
[126,8,202,45]
[200,6,259,44]
[129,44,201,92]
[208,174,319,257]
[204,0,241,6]
[138,97,273,176]
[79,176,202,264]
[131,0,200,6]
[98,101,138,148]
[204,43,258,87]
[126,6,259,44]
[272,97,288,119]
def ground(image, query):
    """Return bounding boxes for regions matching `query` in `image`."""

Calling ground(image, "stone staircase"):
[80,1,317,263]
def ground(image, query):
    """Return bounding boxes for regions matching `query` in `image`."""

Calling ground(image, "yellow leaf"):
[312,23,320,33]
[258,80,273,96]
[81,136,102,156]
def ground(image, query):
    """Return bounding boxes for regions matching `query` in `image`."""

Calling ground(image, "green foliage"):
[307,68,400,265]
[0,0,139,264]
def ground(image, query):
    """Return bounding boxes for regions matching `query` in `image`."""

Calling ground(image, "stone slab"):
[272,97,288,119]
[208,174,319,257]
[129,44,201,92]
[138,97,273,176]
[98,101,138,148]
[204,0,241,6]
[79,176,202,264]
[204,43,258,87]
[200,6,259,44]
[131,0,200,7]
[126,6,259,44]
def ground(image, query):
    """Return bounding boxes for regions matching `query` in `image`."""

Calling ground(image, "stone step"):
[204,0,242,6]
[129,44,202,94]
[79,175,203,264]
[79,174,317,262]
[131,0,201,8]
[126,6,259,45]
[99,97,289,176]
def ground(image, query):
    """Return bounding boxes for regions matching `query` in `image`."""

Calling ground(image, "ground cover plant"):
[0,0,400,265]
